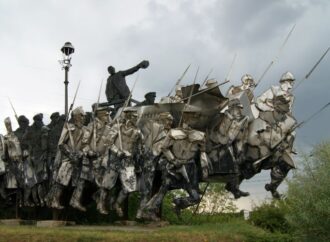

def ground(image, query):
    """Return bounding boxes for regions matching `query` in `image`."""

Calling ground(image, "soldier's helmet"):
[205,79,218,88]
[228,98,244,109]
[280,71,295,83]
[241,74,255,87]
[33,113,43,122]
[18,115,29,125]
[4,117,11,125]
[158,112,173,121]
[95,107,110,117]
[72,106,85,117]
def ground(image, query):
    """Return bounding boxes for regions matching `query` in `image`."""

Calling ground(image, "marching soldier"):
[48,107,90,211]
[142,109,209,221]
[3,118,23,206]
[207,99,250,198]
[98,109,143,216]
[136,112,173,219]
[23,114,48,206]
[256,71,295,112]
[227,74,256,102]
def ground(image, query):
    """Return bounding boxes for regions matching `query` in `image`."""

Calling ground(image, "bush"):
[283,141,330,241]
[249,200,291,233]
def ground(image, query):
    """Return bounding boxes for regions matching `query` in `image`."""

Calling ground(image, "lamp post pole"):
[60,42,75,117]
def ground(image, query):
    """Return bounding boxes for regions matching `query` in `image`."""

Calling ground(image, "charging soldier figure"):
[23,113,48,206]
[136,112,173,219]
[207,99,250,198]
[3,118,23,205]
[142,110,209,221]
[227,74,256,102]
[256,71,295,112]
[98,110,143,216]
[49,107,89,211]
[0,135,6,200]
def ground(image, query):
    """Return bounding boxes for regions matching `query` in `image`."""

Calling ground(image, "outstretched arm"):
[121,60,149,76]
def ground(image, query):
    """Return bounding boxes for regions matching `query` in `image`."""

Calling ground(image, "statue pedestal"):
[0,219,36,226]
[36,220,76,227]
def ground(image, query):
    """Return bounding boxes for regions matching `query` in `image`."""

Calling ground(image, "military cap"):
[158,112,173,120]
[33,113,43,121]
[280,71,295,82]
[145,92,156,98]
[18,115,29,123]
[96,106,110,116]
[72,106,85,116]
[228,99,243,108]
[50,112,60,120]
[4,117,11,124]
[205,79,218,88]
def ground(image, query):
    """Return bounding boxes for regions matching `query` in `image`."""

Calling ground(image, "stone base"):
[145,221,169,228]
[114,220,138,226]
[0,219,36,226]
[36,220,76,227]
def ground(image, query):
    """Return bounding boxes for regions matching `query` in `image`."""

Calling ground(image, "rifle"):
[8,98,19,122]
[167,64,191,97]
[255,24,296,87]
[253,100,330,169]
[201,68,213,87]
[293,47,330,91]
[178,66,199,127]
[92,79,104,150]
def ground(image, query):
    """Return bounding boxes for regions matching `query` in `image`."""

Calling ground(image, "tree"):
[283,141,330,241]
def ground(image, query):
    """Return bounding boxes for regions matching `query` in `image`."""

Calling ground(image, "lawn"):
[0,219,293,242]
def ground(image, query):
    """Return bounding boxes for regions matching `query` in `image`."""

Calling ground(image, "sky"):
[0,0,329,210]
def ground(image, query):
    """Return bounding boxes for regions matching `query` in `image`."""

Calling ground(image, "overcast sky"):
[0,0,329,210]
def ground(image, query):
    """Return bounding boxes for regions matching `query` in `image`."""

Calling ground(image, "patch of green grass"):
[0,219,293,242]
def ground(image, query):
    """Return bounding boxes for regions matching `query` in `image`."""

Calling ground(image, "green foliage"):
[283,141,330,241]
[249,200,292,233]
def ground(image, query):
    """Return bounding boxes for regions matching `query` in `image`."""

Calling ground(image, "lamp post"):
[60,42,75,116]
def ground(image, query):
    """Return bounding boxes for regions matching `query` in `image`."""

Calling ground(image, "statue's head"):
[241,74,255,89]
[50,112,60,123]
[158,112,173,130]
[108,66,116,75]
[280,71,295,91]
[96,107,110,124]
[123,110,138,126]
[144,92,156,104]
[33,113,44,128]
[72,106,86,128]
[17,115,29,129]
[4,117,12,133]
[228,99,244,119]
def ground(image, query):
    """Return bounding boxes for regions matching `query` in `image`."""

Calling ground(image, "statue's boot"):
[32,186,40,206]
[50,184,64,210]
[265,184,281,199]
[70,181,86,212]
[38,184,46,207]
[96,189,109,215]
[24,187,33,207]
[113,189,128,218]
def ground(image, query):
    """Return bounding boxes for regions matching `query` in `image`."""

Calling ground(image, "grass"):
[0,219,293,242]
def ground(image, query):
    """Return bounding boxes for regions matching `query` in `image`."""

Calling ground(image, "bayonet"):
[225,53,237,82]
[201,68,213,87]
[92,79,104,150]
[167,64,191,97]
[8,98,19,122]
[255,24,296,87]
[294,47,330,91]
[178,66,199,127]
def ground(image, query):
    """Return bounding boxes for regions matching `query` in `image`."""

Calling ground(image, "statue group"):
[0,60,300,222]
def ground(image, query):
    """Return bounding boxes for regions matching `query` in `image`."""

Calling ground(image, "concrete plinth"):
[36,220,76,227]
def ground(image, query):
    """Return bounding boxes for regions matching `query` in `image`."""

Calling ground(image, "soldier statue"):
[48,107,89,211]
[3,117,23,206]
[105,60,149,111]
[98,109,143,216]
[135,92,156,106]
[23,114,48,206]
[142,109,209,221]
[0,135,7,200]
[136,112,173,219]
[207,99,250,198]
[227,74,256,102]
[256,71,295,112]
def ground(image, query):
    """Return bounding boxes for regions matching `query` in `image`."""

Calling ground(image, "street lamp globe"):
[61,42,75,57]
